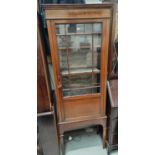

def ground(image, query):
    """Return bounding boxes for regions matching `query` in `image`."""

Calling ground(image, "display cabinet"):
[43,4,113,154]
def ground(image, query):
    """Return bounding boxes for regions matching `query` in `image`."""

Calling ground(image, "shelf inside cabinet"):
[56,32,101,36]
[61,68,100,76]
[58,45,101,50]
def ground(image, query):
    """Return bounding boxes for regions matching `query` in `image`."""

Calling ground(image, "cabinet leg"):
[107,148,111,155]
[102,127,106,148]
[60,135,65,155]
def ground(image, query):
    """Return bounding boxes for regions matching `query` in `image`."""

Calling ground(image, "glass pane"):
[112,41,118,74]
[55,22,102,97]
[94,34,101,47]
[57,36,67,48]
[62,76,70,89]
[69,48,93,69]
[68,35,92,69]
[67,35,92,48]
[63,88,92,96]
[66,24,93,34]
[92,87,100,94]
[93,33,101,86]
[56,24,65,35]
[63,87,100,96]
[76,24,84,33]
[58,50,68,71]
[66,24,84,34]
[85,24,93,33]
[92,73,100,89]
[70,74,92,88]
[92,74,100,85]
[93,36,101,69]
[62,74,100,96]
[93,23,102,33]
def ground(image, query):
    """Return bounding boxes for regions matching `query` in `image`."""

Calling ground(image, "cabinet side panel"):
[37,36,51,113]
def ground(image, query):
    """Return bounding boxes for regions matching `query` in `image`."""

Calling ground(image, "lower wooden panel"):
[63,95,101,120]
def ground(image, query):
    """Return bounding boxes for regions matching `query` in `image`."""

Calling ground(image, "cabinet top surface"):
[42,3,113,10]
[43,3,113,20]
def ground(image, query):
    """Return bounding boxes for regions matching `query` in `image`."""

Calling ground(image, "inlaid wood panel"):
[45,9,111,20]
[64,95,101,120]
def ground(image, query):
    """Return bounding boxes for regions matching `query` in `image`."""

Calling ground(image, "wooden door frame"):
[47,18,111,122]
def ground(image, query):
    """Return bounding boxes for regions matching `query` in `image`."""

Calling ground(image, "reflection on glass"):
[69,48,92,68]
[68,35,92,48]
[112,41,118,74]
[93,23,102,33]
[92,87,100,93]
[58,51,68,71]
[56,24,65,35]
[70,74,92,87]
[76,24,84,33]
[92,73,100,88]
[62,76,70,89]
[85,24,93,33]
[66,24,77,33]
[63,88,92,96]
[57,36,67,48]
[66,24,93,34]
[94,34,101,47]
[93,48,101,71]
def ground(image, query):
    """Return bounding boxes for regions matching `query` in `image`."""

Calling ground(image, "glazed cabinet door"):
[47,19,110,121]
[56,23,101,96]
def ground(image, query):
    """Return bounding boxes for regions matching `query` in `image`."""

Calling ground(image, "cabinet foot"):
[102,127,107,148]
[60,135,65,155]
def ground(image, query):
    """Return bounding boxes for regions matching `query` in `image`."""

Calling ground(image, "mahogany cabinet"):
[43,4,113,154]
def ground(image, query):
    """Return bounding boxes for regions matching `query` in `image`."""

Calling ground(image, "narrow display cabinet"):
[43,3,113,154]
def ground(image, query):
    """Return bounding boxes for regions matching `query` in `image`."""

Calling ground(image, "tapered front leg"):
[103,127,107,148]
[60,134,65,155]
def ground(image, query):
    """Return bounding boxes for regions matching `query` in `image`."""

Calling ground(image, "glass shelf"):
[58,45,101,50]
[61,68,100,76]
[56,32,101,36]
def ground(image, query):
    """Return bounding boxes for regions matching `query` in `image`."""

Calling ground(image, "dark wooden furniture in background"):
[37,13,53,113]
[43,3,113,154]
[37,12,60,155]
[108,0,118,80]
[106,1,118,153]
[106,79,118,155]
